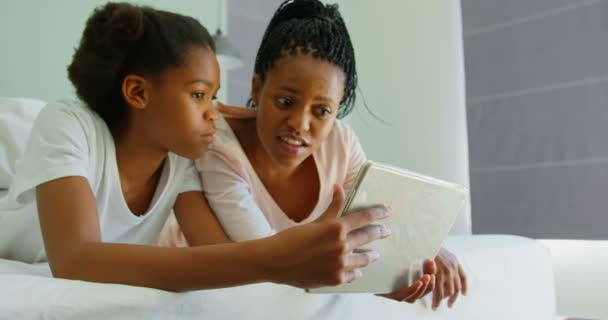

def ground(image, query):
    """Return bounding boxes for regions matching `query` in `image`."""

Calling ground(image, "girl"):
[0,2,391,292]
[162,0,458,306]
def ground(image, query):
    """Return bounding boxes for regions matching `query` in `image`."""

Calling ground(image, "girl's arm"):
[37,176,389,291]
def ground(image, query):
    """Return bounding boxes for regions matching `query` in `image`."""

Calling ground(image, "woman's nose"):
[287,109,310,132]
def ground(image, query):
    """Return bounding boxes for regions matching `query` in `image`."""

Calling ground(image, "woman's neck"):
[237,118,300,184]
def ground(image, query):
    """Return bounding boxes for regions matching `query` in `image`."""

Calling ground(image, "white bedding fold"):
[0,235,556,320]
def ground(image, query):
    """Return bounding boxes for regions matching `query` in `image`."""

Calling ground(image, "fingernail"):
[354,269,363,279]
[368,251,381,262]
[381,226,391,238]
[385,206,393,216]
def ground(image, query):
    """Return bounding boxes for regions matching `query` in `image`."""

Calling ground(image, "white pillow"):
[0,97,46,189]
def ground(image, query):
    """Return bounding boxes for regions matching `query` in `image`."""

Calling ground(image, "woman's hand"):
[215,101,256,119]
[432,247,467,310]
[377,260,436,303]
[263,185,392,288]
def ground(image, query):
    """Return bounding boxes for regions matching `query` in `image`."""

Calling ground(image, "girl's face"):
[251,52,345,170]
[141,45,220,160]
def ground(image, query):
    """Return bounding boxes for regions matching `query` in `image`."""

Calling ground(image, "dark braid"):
[250,0,357,119]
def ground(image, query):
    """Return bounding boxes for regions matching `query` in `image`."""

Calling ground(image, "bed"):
[0,235,557,319]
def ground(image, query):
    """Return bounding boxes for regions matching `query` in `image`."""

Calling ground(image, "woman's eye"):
[314,107,331,117]
[276,97,293,107]
[192,92,205,100]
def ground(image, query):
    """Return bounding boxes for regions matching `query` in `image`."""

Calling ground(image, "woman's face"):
[251,52,345,169]
[142,45,220,160]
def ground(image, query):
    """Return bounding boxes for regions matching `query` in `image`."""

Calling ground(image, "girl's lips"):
[202,134,214,144]
[201,130,216,144]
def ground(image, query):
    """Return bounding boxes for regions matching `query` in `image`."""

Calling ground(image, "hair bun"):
[269,0,339,29]
[90,2,145,48]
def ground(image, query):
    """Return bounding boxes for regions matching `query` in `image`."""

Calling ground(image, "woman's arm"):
[173,191,231,246]
[37,176,389,291]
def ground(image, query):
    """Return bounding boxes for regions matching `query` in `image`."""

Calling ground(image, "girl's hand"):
[377,260,436,303]
[264,185,392,288]
[432,247,467,310]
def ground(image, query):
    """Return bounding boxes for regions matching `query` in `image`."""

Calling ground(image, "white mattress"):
[0,235,556,320]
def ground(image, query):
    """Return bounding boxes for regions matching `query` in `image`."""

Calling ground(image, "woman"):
[163,0,465,308]
[0,2,391,292]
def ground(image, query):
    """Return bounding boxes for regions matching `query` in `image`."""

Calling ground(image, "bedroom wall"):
[0,0,227,103]
[342,1,471,234]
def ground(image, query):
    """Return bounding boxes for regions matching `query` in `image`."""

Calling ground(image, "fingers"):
[317,185,346,222]
[459,266,468,296]
[432,276,444,310]
[380,274,432,303]
[379,281,422,301]
[346,223,391,250]
[381,279,424,301]
[216,102,257,118]
[343,268,363,284]
[446,271,455,297]
[422,274,435,298]
[423,259,436,276]
[345,250,381,270]
[448,271,461,308]
[340,205,391,232]
[404,275,432,303]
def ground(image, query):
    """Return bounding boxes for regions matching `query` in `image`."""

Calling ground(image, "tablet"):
[308,161,467,293]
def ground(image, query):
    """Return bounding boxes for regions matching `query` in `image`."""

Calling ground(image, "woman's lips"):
[277,135,307,155]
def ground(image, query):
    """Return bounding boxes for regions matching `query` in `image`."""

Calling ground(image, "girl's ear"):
[122,74,150,110]
[251,74,262,108]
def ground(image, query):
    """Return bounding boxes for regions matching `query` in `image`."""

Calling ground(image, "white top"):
[0,99,202,263]
[197,115,366,242]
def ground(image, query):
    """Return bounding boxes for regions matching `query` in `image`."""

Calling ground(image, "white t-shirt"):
[0,99,202,263]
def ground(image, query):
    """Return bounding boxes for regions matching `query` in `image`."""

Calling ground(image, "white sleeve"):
[176,159,203,194]
[197,151,274,242]
[11,104,90,204]
[343,124,368,195]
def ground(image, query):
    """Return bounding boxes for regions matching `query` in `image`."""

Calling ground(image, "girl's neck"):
[112,120,167,186]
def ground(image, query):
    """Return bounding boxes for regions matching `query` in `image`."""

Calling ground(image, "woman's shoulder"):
[326,119,359,148]
[195,115,252,173]
[212,115,252,153]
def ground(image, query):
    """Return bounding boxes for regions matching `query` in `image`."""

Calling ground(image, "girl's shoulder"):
[36,99,105,132]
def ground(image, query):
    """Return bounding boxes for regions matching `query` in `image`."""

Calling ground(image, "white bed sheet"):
[0,235,556,320]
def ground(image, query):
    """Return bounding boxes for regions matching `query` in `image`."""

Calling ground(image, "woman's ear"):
[251,74,262,108]
[122,74,149,110]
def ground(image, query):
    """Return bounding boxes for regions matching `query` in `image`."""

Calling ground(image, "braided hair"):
[250,0,357,119]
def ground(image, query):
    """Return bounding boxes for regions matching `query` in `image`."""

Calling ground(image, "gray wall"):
[462,0,608,239]
[226,0,283,106]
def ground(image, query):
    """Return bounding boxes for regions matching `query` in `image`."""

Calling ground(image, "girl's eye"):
[192,92,205,100]
[276,97,293,107]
